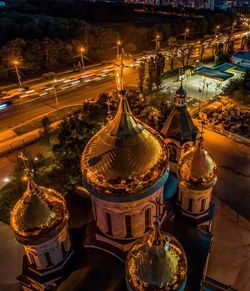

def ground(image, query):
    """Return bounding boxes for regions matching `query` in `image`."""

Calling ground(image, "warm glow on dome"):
[126,222,187,290]
[179,138,217,189]
[81,95,169,196]
[10,182,68,239]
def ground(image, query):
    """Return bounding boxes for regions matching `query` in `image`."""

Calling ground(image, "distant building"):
[0,1,6,7]
[208,0,228,10]
[232,49,250,68]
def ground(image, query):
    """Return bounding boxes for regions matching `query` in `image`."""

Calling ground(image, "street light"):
[116,40,121,58]
[231,21,236,35]
[184,28,189,42]
[215,25,220,36]
[155,34,160,52]
[53,80,59,108]
[79,47,85,70]
[12,60,22,87]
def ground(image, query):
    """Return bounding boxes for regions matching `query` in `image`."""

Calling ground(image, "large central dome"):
[81,94,168,196]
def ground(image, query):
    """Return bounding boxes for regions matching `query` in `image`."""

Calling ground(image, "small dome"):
[10,178,68,239]
[81,95,168,196]
[179,138,217,189]
[176,83,187,97]
[125,221,187,290]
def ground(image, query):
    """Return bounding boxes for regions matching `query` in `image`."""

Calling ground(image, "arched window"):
[144,208,151,232]
[187,198,193,212]
[125,215,132,238]
[168,143,178,163]
[106,212,113,236]
[200,199,206,212]
[45,252,54,268]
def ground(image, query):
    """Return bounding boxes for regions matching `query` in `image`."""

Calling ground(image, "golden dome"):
[81,95,168,196]
[179,137,217,189]
[125,221,187,290]
[10,175,68,239]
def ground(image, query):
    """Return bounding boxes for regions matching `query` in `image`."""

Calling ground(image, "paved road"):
[202,127,250,220]
[0,71,137,131]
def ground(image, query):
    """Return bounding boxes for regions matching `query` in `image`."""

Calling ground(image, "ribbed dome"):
[81,95,168,196]
[179,137,217,189]
[125,221,187,290]
[10,177,68,239]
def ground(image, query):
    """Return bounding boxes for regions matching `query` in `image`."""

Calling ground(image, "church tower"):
[125,220,187,291]
[81,55,170,260]
[10,154,72,290]
[161,83,198,175]
[178,134,217,223]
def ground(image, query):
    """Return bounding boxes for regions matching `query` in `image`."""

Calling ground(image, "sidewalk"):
[207,197,250,290]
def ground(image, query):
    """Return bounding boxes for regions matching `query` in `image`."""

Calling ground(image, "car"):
[0,100,12,110]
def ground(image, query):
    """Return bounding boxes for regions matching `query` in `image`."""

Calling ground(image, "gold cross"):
[18,152,28,169]
[114,52,129,92]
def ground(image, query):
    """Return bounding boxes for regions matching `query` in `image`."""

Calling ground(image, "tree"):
[146,57,155,93]
[137,61,146,93]
[154,53,165,90]
[52,111,98,192]
[40,116,51,146]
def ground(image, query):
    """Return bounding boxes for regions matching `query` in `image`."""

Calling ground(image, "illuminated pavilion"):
[161,83,198,175]
[10,157,72,290]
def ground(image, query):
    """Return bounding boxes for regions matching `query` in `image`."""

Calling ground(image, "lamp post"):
[116,40,121,58]
[231,21,236,35]
[215,25,220,36]
[13,60,22,87]
[79,47,85,70]
[53,81,58,108]
[155,34,160,52]
[184,28,189,42]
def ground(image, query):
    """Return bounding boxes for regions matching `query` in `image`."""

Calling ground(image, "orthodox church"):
[10,56,220,291]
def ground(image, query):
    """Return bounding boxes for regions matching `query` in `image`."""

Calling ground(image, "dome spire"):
[115,52,128,93]
[197,121,205,148]
[18,152,40,196]
[175,79,187,107]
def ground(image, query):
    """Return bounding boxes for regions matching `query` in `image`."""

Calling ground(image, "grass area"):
[13,105,81,136]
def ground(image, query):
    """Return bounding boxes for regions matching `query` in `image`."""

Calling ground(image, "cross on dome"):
[114,52,129,92]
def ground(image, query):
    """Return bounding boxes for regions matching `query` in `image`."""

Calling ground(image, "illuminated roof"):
[161,86,198,144]
[179,137,217,189]
[125,221,187,290]
[81,94,168,196]
[10,176,68,239]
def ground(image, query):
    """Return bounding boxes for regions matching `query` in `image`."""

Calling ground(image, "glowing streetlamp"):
[12,60,22,87]
[116,40,121,58]
[184,28,189,42]
[215,25,220,36]
[79,47,85,70]
[231,21,236,35]
[155,34,160,52]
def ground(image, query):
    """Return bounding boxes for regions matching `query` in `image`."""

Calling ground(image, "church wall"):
[91,186,165,240]
[23,224,71,270]
[179,184,212,215]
